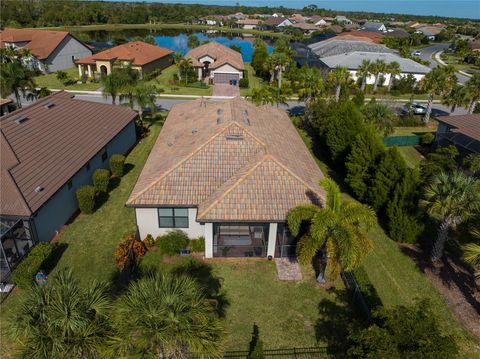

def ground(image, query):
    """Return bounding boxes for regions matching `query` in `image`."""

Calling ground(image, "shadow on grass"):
[94,191,110,211]
[43,243,68,275]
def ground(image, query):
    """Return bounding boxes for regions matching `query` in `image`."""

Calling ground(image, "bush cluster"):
[189,236,205,253]
[110,154,126,177]
[239,77,249,88]
[76,185,96,214]
[157,230,189,256]
[93,169,110,193]
[143,234,155,248]
[12,243,54,289]
[114,232,147,270]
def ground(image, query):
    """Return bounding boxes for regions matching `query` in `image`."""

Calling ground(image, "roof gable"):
[186,42,244,70]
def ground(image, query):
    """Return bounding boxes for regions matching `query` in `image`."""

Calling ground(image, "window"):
[67,179,73,190]
[158,208,189,228]
[100,148,108,162]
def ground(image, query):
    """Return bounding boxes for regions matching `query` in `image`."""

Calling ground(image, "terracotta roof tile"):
[186,42,244,70]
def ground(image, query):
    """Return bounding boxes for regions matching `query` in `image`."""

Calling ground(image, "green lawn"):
[34,67,101,91]
[148,65,213,96]
[398,146,424,168]
[441,53,480,73]
[240,63,265,97]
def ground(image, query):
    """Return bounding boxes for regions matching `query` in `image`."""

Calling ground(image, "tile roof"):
[290,23,318,31]
[1,92,137,217]
[0,28,89,60]
[127,98,325,222]
[186,42,244,70]
[76,41,172,66]
[436,114,480,142]
[334,31,385,43]
[362,22,386,31]
[264,16,290,27]
[236,19,261,25]
[309,40,395,58]
[417,26,443,36]
[320,51,431,74]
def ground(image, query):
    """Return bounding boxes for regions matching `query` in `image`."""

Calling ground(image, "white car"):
[413,50,421,56]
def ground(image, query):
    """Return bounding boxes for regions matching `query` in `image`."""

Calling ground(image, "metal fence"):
[223,346,329,358]
[383,135,421,147]
[341,271,373,323]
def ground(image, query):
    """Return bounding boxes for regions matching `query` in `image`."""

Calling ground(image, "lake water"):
[77,30,273,62]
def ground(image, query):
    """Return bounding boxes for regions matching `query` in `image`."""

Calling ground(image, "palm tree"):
[124,83,161,127]
[421,171,480,262]
[464,229,480,279]
[372,59,386,92]
[464,154,480,175]
[0,58,36,108]
[178,57,193,86]
[247,86,272,106]
[420,65,457,124]
[109,272,223,358]
[173,51,184,81]
[465,73,480,114]
[386,61,401,92]
[268,52,289,88]
[442,84,467,113]
[297,66,324,106]
[9,270,111,359]
[287,178,375,283]
[357,59,373,92]
[26,87,52,101]
[328,66,351,102]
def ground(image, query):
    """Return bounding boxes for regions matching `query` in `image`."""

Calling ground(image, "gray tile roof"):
[308,40,395,58]
[362,22,385,31]
[320,51,431,74]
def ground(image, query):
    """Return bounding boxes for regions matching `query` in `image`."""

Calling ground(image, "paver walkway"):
[275,258,303,281]
[212,83,240,97]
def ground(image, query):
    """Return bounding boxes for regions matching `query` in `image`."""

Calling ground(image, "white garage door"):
[214,73,240,85]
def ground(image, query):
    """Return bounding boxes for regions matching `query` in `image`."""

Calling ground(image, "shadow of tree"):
[43,243,68,275]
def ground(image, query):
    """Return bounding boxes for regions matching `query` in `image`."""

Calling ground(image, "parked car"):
[413,50,421,56]
[401,102,427,115]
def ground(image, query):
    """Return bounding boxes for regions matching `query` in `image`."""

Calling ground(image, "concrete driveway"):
[212,83,240,97]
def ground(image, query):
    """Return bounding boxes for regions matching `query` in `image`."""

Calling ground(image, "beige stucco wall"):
[135,207,205,239]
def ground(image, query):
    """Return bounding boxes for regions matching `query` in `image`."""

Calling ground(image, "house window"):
[67,179,73,190]
[158,208,189,228]
[100,148,108,162]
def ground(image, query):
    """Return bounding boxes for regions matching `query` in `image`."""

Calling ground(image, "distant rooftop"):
[308,39,395,58]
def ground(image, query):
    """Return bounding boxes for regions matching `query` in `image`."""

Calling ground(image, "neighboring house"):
[313,18,332,27]
[76,41,172,78]
[198,15,229,26]
[335,15,353,24]
[384,28,410,38]
[468,39,480,52]
[263,16,293,30]
[127,98,325,259]
[361,22,387,32]
[289,22,318,33]
[235,19,261,30]
[186,42,244,85]
[334,30,385,43]
[319,51,431,85]
[229,12,247,20]
[0,28,92,73]
[0,92,137,281]
[327,25,344,34]
[308,39,395,59]
[343,23,360,31]
[0,98,13,117]
[407,21,424,29]
[289,14,306,23]
[416,26,443,40]
[436,114,480,157]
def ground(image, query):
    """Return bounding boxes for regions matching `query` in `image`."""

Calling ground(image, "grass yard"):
[34,67,101,91]
[148,65,213,96]
[240,62,265,97]
[398,146,424,168]
[441,52,480,73]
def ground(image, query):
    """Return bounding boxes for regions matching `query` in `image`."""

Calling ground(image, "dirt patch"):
[400,244,480,340]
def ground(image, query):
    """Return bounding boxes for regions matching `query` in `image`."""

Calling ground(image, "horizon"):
[106,0,480,20]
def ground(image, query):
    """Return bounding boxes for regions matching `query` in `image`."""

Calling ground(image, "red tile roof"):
[76,41,172,66]
[334,31,384,44]
[1,92,137,217]
[0,28,88,60]
[186,42,244,70]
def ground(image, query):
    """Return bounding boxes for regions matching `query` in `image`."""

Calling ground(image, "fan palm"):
[419,65,457,124]
[101,70,131,105]
[357,59,373,92]
[0,59,36,108]
[465,73,480,114]
[464,229,480,279]
[287,178,376,283]
[122,83,161,127]
[328,66,351,102]
[9,270,111,359]
[442,84,468,113]
[269,52,289,88]
[109,272,224,358]
[421,171,480,262]
[386,61,401,92]
[372,59,387,92]
[297,66,324,105]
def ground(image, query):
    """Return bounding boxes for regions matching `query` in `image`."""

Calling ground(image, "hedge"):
[76,185,96,214]
[11,243,54,289]
[109,154,126,177]
[239,77,249,88]
[93,168,110,193]
[189,236,205,252]
[157,230,189,256]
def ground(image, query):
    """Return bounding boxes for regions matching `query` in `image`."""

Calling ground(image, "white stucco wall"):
[211,64,243,78]
[135,208,205,239]
[349,71,425,86]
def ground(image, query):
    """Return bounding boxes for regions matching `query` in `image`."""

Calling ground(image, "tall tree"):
[187,34,200,48]
[268,52,289,88]
[361,100,396,136]
[121,83,161,127]
[372,59,386,92]
[356,59,373,92]
[9,270,111,359]
[109,272,224,358]
[287,178,375,283]
[386,61,401,92]
[297,66,324,107]
[465,73,480,114]
[178,57,193,86]
[251,38,269,78]
[328,66,351,102]
[421,171,480,262]
[442,83,467,113]
[172,51,184,81]
[100,67,136,105]
[419,65,457,124]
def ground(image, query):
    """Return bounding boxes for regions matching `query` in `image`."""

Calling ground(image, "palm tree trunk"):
[431,216,452,262]
[278,67,283,89]
[373,75,379,92]
[361,77,366,92]
[468,97,478,114]
[111,94,116,105]
[270,71,274,84]
[335,85,341,102]
[423,94,434,124]
[387,75,394,92]
[451,104,457,113]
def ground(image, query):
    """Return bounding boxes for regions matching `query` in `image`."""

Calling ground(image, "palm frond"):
[287,204,320,236]
[341,201,376,229]
[320,178,342,213]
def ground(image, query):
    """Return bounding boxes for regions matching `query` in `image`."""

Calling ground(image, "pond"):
[74,29,274,62]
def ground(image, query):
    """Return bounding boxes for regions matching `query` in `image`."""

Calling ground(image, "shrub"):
[143,234,155,248]
[92,168,110,193]
[189,236,205,252]
[421,132,435,145]
[114,232,147,270]
[157,230,189,256]
[11,243,54,289]
[239,77,249,88]
[76,185,96,214]
[109,154,126,177]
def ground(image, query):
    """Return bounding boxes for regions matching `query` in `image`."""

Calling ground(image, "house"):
[407,21,424,29]
[76,41,172,78]
[416,26,443,40]
[327,25,344,34]
[126,98,325,259]
[229,12,247,20]
[263,16,293,30]
[334,31,385,44]
[289,14,306,23]
[0,98,13,117]
[335,15,353,24]
[186,42,244,85]
[467,39,480,52]
[343,23,360,31]
[319,51,431,85]
[308,39,395,59]
[361,22,387,33]
[235,19,261,30]
[384,28,410,38]
[289,22,318,33]
[0,28,92,73]
[0,92,137,280]
[313,18,332,27]
[198,15,229,26]
[435,114,480,157]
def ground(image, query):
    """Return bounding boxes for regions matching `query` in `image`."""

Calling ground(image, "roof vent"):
[34,186,44,193]
[226,134,244,141]
[15,115,29,124]
[44,102,55,109]
[167,142,173,147]
[217,108,224,115]
[192,128,198,134]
